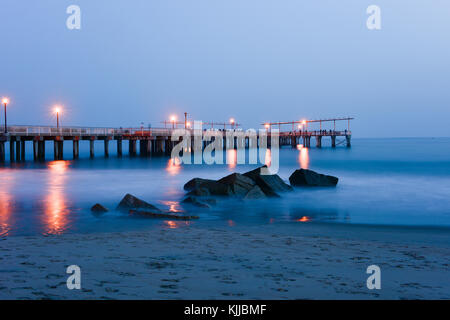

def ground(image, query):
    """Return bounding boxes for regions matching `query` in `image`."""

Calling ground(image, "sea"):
[1,137,450,236]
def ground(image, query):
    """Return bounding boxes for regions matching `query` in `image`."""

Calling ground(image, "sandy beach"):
[1,222,449,300]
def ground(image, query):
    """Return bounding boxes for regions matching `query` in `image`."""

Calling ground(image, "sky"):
[0,0,449,137]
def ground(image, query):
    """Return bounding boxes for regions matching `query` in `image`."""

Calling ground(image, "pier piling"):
[90,139,95,158]
[0,118,353,163]
[73,139,79,159]
[104,139,109,157]
[117,139,123,157]
[0,141,5,162]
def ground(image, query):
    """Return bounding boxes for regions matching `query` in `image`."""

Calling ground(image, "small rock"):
[91,203,108,214]
[116,194,162,213]
[289,169,338,187]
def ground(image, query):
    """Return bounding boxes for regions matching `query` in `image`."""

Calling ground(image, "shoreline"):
[1,222,449,300]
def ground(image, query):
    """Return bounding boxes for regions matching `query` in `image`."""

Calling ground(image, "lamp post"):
[2,98,9,133]
[170,116,176,129]
[301,120,307,133]
[54,107,61,129]
[230,118,235,130]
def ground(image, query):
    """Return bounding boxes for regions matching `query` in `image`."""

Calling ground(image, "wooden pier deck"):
[0,118,353,162]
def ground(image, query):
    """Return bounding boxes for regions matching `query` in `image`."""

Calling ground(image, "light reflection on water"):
[227,149,237,170]
[160,200,183,213]
[42,161,70,235]
[0,138,450,236]
[164,220,191,229]
[0,173,14,237]
[166,158,181,176]
[298,147,309,169]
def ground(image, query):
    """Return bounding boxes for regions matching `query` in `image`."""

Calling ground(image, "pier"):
[264,117,353,148]
[0,117,353,162]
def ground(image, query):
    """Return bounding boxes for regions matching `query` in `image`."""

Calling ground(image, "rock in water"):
[181,196,211,208]
[116,194,162,213]
[244,185,266,200]
[217,173,256,197]
[289,169,338,187]
[243,166,293,197]
[184,178,216,191]
[91,203,108,214]
[129,210,199,220]
[183,178,232,196]
[186,187,210,197]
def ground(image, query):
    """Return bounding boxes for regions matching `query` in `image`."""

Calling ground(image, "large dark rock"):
[183,178,232,196]
[243,166,293,197]
[217,173,255,197]
[186,187,210,197]
[244,185,266,200]
[289,169,338,187]
[181,196,211,208]
[116,194,162,213]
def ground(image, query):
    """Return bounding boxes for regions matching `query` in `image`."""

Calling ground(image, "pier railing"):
[278,130,351,137]
[0,125,178,137]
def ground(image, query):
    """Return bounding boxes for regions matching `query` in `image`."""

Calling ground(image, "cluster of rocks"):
[181,166,339,208]
[91,167,339,216]
[91,193,199,219]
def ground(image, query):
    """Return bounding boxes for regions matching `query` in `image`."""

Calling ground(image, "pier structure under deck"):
[0,117,354,162]
[263,117,353,149]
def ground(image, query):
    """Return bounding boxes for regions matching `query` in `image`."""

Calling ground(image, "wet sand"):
[0,222,449,299]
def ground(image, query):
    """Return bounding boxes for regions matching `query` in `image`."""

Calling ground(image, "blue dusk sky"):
[0,1,449,137]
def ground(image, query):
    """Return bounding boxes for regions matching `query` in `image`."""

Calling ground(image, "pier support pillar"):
[54,139,64,160]
[15,138,21,162]
[104,139,109,157]
[331,136,336,148]
[316,136,322,148]
[0,141,5,162]
[9,138,15,162]
[20,141,26,161]
[146,140,152,156]
[38,141,45,161]
[117,139,123,157]
[139,140,147,156]
[90,139,95,158]
[129,140,137,156]
[346,135,351,147]
[53,140,59,160]
[73,139,79,159]
[33,140,38,161]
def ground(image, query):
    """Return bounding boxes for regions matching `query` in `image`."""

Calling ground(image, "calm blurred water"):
[1,137,450,236]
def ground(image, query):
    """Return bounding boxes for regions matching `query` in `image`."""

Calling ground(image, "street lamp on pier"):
[2,98,9,133]
[230,118,235,129]
[54,107,61,129]
[170,115,176,129]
